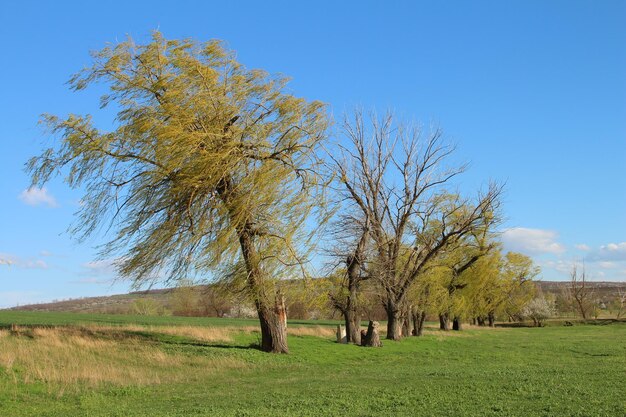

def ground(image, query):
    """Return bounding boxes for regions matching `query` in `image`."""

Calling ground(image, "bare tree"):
[569,264,594,320]
[615,288,626,319]
[330,111,502,340]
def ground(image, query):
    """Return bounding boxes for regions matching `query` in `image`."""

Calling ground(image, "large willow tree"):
[27,32,328,353]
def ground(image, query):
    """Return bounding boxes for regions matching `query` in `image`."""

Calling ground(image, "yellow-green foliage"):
[27,31,329,294]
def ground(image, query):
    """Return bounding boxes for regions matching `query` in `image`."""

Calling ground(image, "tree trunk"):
[238,224,289,353]
[341,225,368,344]
[477,316,486,326]
[487,311,495,328]
[361,320,382,347]
[402,316,412,337]
[412,309,426,336]
[256,293,289,353]
[452,317,462,331]
[344,307,361,345]
[220,177,289,354]
[439,313,450,331]
[385,300,402,341]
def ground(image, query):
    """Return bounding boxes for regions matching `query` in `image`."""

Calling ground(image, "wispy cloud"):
[69,277,112,285]
[501,228,566,255]
[591,242,626,262]
[0,253,48,269]
[18,187,58,207]
[537,241,626,281]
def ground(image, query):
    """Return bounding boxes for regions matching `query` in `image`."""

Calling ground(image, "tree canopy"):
[27,32,329,352]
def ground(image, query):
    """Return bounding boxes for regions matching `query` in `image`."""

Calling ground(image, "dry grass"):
[80,323,259,343]
[0,326,247,389]
[0,323,336,389]
[287,325,336,338]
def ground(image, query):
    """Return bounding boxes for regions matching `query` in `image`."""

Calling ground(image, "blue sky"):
[1,1,624,307]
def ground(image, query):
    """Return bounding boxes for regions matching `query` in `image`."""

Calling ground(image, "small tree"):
[171,281,200,316]
[522,293,555,327]
[614,288,626,319]
[568,264,593,320]
[27,32,328,353]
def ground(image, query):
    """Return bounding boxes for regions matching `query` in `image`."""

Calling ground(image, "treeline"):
[28,32,617,353]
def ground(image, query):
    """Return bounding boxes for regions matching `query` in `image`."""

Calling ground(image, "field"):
[0,312,624,416]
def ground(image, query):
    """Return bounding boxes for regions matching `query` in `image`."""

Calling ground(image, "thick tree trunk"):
[256,294,289,353]
[385,300,402,341]
[344,307,361,345]
[402,316,412,338]
[340,225,368,345]
[477,316,486,326]
[219,177,289,354]
[452,317,462,331]
[488,311,495,328]
[411,309,426,336]
[361,320,382,347]
[439,313,450,331]
[237,224,289,353]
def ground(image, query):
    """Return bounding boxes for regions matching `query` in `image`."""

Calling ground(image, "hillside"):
[5,280,625,317]
[5,288,175,314]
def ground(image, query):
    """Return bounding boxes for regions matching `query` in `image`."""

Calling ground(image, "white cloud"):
[575,244,590,251]
[0,258,14,267]
[501,228,566,255]
[0,253,48,269]
[18,187,58,207]
[578,242,626,263]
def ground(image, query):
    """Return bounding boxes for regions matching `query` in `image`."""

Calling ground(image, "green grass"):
[0,311,624,416]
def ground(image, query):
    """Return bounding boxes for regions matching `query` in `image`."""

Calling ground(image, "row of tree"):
[28,32,537,353]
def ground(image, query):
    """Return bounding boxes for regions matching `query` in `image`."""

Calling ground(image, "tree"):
[522,293,555,327]
[463,249,502,326]
[327,212,371,344]
[499,252,538,323]
[432,219,496,331]
[26,32,328,353]
[568,264,593,320]
[171,280,200,316]
[330,111,502,340]
[613,287,626,319]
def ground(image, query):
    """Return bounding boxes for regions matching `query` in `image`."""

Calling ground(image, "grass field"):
[0,312,624,416]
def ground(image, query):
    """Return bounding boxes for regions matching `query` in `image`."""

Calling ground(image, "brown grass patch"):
[287,325,336,338]
[78,324,259,343]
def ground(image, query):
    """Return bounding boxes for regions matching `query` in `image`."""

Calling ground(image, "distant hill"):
[5,288,176,314]
[5,280,625,317]
[536,280,626,299]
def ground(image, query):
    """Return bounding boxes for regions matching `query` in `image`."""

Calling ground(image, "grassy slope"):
[1,312,624,417]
